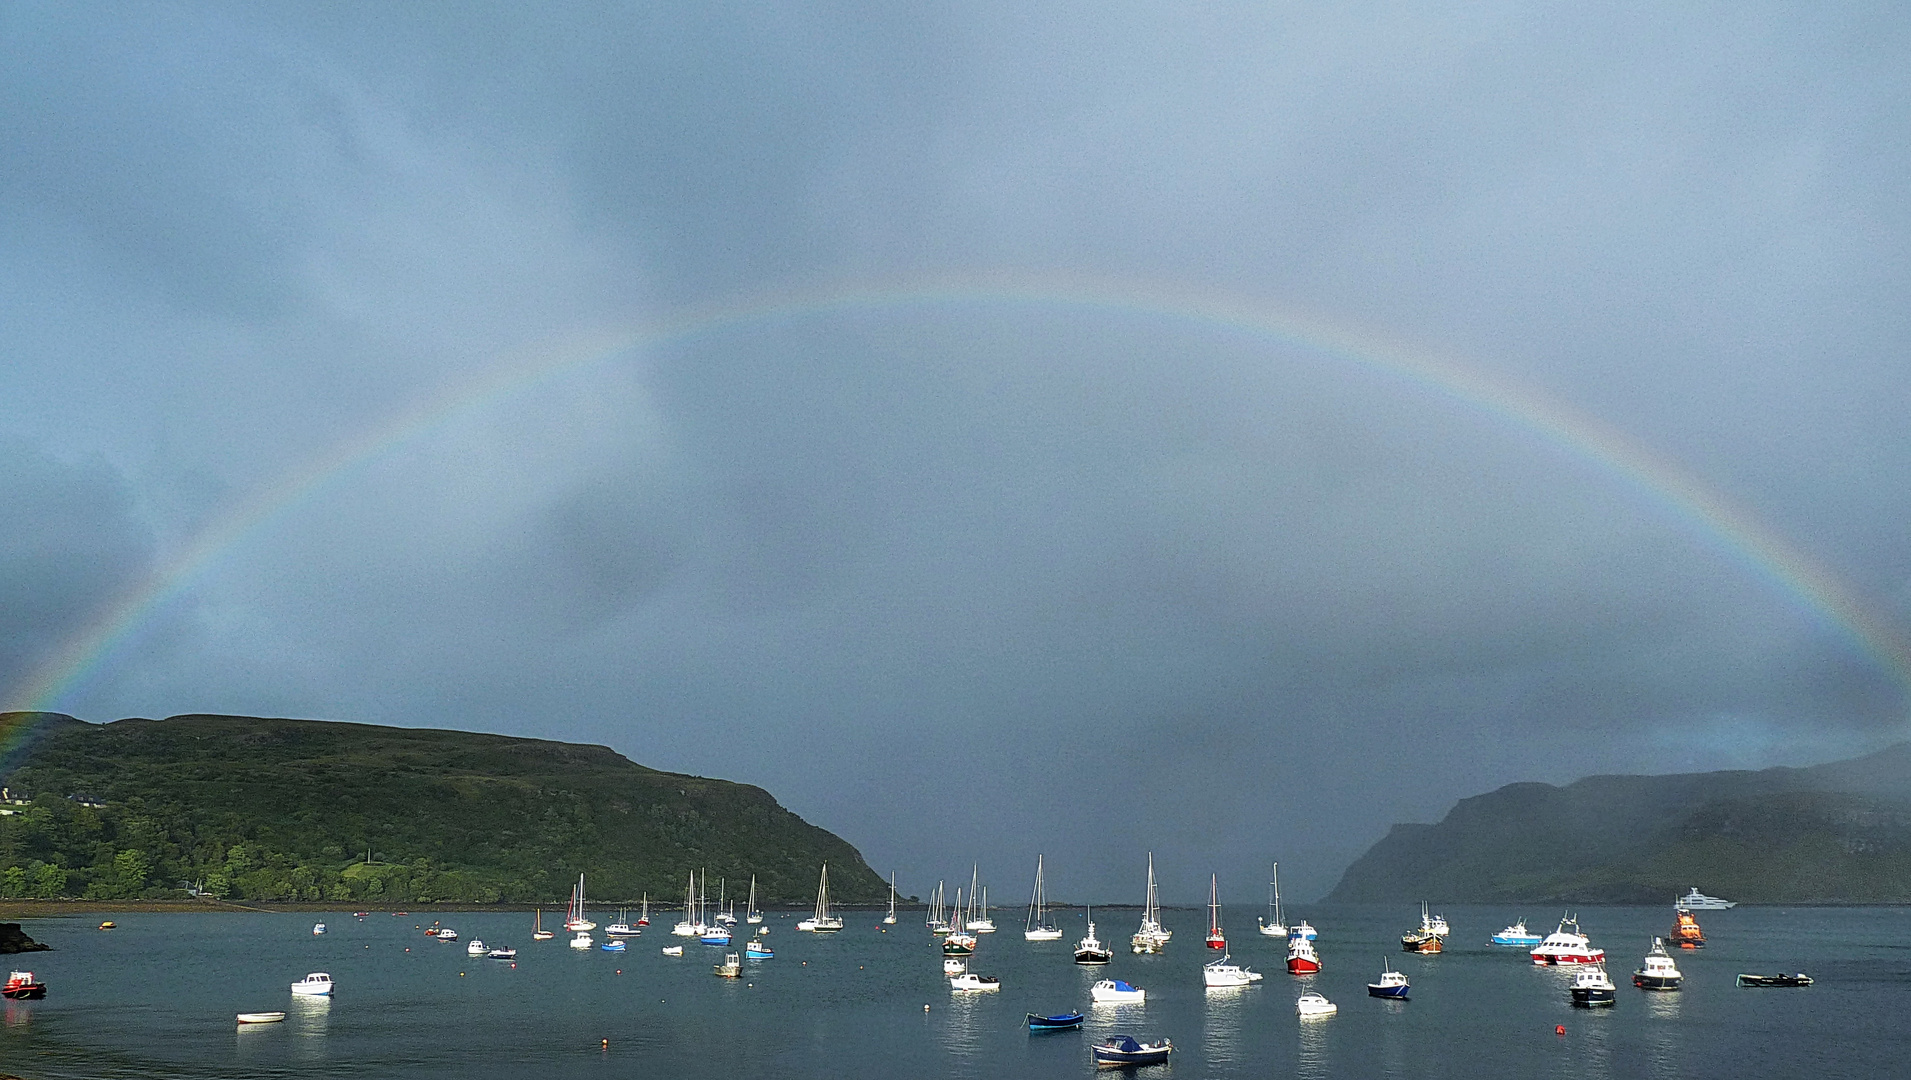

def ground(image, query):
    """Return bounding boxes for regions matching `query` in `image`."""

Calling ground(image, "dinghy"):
[1026,1011,1085,1031]
[1091,1035,1171,1066]
[236,1011,286,1024]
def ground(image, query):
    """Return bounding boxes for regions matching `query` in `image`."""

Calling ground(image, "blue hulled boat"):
[1027,1012,1086,1031]
[745,941,773,959]
[600,940,626,952]
[1367,962,1410,999]
[1491,920,1543,947]
[1092,1036,1171,1067]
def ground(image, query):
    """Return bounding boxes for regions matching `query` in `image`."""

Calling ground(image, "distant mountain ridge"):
[1327,743,1911,904]
[0,712,885,905]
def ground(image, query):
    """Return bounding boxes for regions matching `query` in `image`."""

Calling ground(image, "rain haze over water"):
[3,2,1909,901]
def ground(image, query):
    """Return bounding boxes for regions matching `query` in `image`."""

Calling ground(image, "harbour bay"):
[4,904,1907,1078]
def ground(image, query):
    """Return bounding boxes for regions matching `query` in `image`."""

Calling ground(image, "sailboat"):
[942,888,978,955]
[1205,874,1226,949]
[883,873,898,925]
[672,870,702,937]
[745,876,763,924]
[797,863,843,932]
[532,907,554,941]
[1131,853,1171,953]
[637,893,650,927]
[928,881,952,934]
[964,865,996,932]
[1257,863,1287,937]
[716,878,739,925]
[1024,855,1063,941]
[563,874,596,931]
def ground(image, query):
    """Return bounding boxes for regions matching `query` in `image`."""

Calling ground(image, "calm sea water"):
[2,904,1908,1078]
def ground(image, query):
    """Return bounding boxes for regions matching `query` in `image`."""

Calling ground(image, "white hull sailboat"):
[1258,863,1287,937]
[1132,853,1171,953]
[745,875,763,925]
[883,873,898,925]
[927,881,951,934]
[563,874,596,932]
[532,907,554,941]
[1024,855,1063,941]
[964,866,996,932]
[797,863,844,932]
[672,870,703,937]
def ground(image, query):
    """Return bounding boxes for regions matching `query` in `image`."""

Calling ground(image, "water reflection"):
[1295,1010,1332,1080]
[1201,984,1247,1068]
[288,993,330,1063]
[2,1001,31,1028]
[934,988,982,1061]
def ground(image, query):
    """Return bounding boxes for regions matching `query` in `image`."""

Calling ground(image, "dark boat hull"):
[1028,1012,1086,1030]
[1367,984,1410,999]
[1075,950,1112,965]
[1571,987,1616,1006]
[2,985,46,1000]
[1632,973,1681,990]
[1738,974,1812,987]
[1093,1046,1171,1066]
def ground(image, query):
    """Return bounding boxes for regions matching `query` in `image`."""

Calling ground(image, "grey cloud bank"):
[2,1,1906,900]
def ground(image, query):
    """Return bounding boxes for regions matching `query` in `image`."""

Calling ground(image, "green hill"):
[1327,743,1911,904]
[0,712,885,906]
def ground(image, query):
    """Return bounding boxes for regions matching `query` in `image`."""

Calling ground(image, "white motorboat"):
[563,874,596,931]
[1131,853,1172,953]
[466,939,487,956]
[1530,914,1605,966]
[1295,991,1337,1017]
[1024,855,1064,940]
[1632,938,1684,990]
[311,923,326,936]
[487,947,517,960]
[661,944,684,956]
[950,972,1000,992]
[797,863,844,932]
[1090,978,1145,1003]
[237,1011,286,1024]
[943,956,967,975]
[569,931,593,950]
[1676,887,1737,910]
[289,973,333,996]
[1258,863,1287,937]
[434,928,458,942]
[1202,952,1264,988]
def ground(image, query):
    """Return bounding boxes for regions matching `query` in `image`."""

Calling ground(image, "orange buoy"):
[1555,1025,1566,1035]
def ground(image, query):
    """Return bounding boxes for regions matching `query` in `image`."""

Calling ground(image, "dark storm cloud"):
[3,1,1907,900]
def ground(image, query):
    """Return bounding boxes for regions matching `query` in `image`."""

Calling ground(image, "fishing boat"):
[700,924,733,945]
[2,972,46,1000]
[1402,902,1444,953]
[714,951,742,977]
[1295,991,1337,1017]
[600,939,626,952]
[1025,855,1063,940]
[964,866,996,932]
[1075,906,1113,964]
[1491,919,1541,947]
[606,907,637,937]
[1530,914,1604,966]
[661,944,684,956]
[1091,1036,1171,1066]
[236,1011,285,1024]
[1570,964,1617,1007]
[312,923,326,936]
[434,928,458,942]
[563,874,596,932]
[745,877,762,924]
[1367,962,1410,999]
[1286,935,1322,975]
[289,973,333,997]
[1131,853,1171,953]
[1670,906,1707,949]
[638,894,651,927]
[1258,863,1287,937]
[1026,1011,1085,1031]
[1677,887,1736,910]
[466,938,488,956]
[745,938,774,959]
[488,947,517,960]
[532,908,554,941]
[1090,978,1146,1003]
[1632,938,1683,989]
[569,931,593,950]
[1202,952,1263,987]
[797,863,844,932]
[1204,874,1226,949]
[884,872,898,925]
[1737,973,1812,987]
[950,972,1001,992]
[1427,911,1450,937]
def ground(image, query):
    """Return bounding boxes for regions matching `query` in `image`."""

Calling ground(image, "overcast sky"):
[4,1,1908,902]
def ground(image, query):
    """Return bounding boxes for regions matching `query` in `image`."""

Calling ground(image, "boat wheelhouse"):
[1670,907,1706,949]
[1530,914,1604,966]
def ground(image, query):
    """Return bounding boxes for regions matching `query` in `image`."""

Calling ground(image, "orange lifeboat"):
[1670,908,1706,949]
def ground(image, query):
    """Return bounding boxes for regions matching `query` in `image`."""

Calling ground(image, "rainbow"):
[9,271,1908,729]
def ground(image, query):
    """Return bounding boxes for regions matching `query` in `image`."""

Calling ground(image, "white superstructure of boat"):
[1202,952,1264,987]
[1676,887,1736,910]
[290,973,333,996]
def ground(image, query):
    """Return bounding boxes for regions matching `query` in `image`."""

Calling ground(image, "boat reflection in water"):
[288,993,330,1065]
[1200,973,1248,1068]
[1295,1004,1333,1080]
